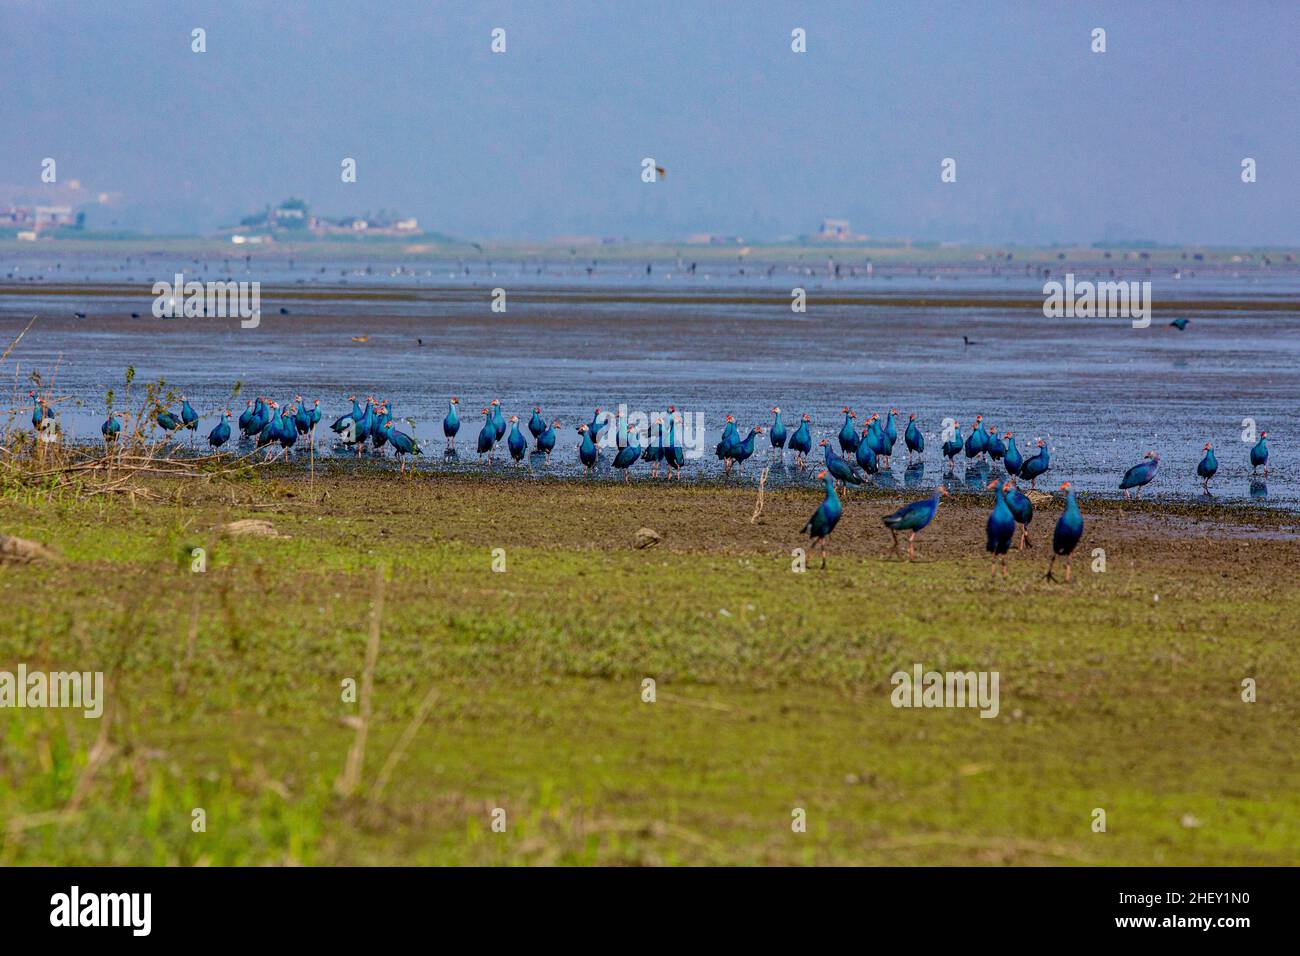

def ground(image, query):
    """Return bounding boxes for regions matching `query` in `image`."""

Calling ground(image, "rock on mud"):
[634,527,662,549]
[0,534,61,564]
[221,519,285,538]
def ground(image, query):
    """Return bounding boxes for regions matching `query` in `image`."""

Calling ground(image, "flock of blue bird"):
[73,389,1275,580]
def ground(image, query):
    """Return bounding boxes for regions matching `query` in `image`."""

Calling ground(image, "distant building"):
[1,204,79,232]
[817,218,867,242]
[223,199,421,238]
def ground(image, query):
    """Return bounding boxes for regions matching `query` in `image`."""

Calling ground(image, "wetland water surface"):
[3,260,1297,506]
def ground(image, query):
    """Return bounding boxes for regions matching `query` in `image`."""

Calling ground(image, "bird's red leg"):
[908,532,916,562]
[1065,555,1073,582]
[1045,554,1056,582]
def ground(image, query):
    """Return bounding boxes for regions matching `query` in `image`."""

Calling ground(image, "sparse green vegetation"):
[1,472,1297,865]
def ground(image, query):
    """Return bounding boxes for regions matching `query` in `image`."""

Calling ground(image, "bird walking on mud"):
[1004,481,1034,550]
[882,487,947,561]
[1046,482,1084,582]
[801,469,843,569]
[1119,451,1159,499]
[986,480,1017,579]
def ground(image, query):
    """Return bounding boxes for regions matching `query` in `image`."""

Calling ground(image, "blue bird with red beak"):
[1047,482,1084,582]
[882,486,947,561]
[801,469,843,568]
[819,439,863,491]
[837,408,859,454]
[986,480,1017,578]
[788,413,813,468]
[1119,451,1159,498]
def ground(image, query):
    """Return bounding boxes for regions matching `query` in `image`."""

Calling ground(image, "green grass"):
[0,473,1297,865]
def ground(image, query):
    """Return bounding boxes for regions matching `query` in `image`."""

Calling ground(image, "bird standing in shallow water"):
[986,480,1017,579]
[507,416,527,466]
[855,427,879,475]
[663,408,685,479]
[587,407,606,444]
[491,400,507,442]
[788,413,813,468]
[527,407,546,441]
[1197,442,1218,494]
[1003,433,1022,477]
[1169,318,1189,330]
[1046,482,1084,582]
[769,407,787,457]
[819,439,863,491]
[1019,439,1050,489]
[238,400,255,436]
[964,415,987,461]
[443,397,461,450]
[612,426,642,482]
[577,424,598,474]
[101,411,122,445]
[1251,432,1269,476]
[28,390,44,431]
[904,413,924,465]
[715,415,739,464]
[383,421,420,472]
[476,407,496,464]
[837,408,859,455]
[208,409,232,450]
[986,425,1005,462]
[882,486,947,561]
[801,469,843,569]
[641,413,664,477]
[881,409,898,466]
[180,396,199,432]
[942,423,963,469]
[157,407,181,432]
[1119,451,1159,498]
[537,419,559,458]
[730,425,764,474]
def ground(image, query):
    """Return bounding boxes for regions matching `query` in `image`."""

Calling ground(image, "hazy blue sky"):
[3,0,1296,243]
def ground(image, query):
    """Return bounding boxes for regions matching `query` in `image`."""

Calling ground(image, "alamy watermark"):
[891,664,999,719]
[596,403,706,459]
[152,273,261,328]
[0,664,104,718]
[1043,273,1151,328]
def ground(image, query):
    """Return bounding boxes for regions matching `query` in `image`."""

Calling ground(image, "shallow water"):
[2,254,1296,507]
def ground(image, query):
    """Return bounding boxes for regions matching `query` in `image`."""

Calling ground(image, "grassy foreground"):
[1,469,1297,866]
